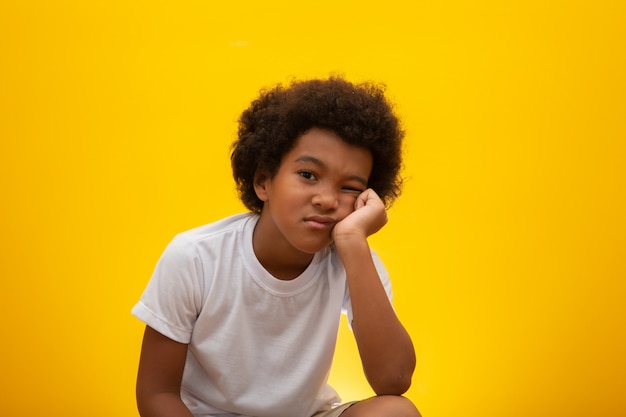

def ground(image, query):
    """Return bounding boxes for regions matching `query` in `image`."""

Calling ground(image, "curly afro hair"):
[231,76,404,213]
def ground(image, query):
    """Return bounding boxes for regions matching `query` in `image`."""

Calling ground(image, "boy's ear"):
[253,170,270,202]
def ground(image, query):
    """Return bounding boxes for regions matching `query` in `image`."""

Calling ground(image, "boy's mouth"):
[304,215,337,230]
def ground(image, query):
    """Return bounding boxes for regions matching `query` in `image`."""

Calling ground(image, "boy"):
[133,77,420,417]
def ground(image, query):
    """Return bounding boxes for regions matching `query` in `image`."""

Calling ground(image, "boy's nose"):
[312,188,339,210]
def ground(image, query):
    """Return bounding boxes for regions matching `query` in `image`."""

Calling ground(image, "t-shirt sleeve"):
[132,234,206,344]
[341,249,393,326]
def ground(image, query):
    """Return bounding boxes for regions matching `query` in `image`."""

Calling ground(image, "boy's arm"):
[333,189,416,395]
[136,326,194,417]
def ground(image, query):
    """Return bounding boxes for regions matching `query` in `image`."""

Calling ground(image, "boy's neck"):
[252,216,315,281]
[257,257,313,281]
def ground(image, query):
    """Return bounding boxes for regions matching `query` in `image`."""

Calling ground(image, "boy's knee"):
[382,395,421,417]
[343,395,421,417]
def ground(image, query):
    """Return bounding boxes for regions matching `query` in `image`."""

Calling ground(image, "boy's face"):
[254,128,373,256]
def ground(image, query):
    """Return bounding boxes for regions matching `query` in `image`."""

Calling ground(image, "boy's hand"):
[332,188,388,243]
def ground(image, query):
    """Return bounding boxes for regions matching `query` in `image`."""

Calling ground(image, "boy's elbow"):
[370,370,413,396]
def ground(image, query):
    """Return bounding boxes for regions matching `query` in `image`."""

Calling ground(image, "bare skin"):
[136,326,192,417]
[342,395,421,417]
[329,189,420,417]
[333,187,416,396]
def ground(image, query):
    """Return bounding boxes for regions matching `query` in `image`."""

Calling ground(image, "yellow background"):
[1,1,625,416]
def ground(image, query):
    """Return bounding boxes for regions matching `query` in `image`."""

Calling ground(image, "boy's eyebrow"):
[295,155,368,187]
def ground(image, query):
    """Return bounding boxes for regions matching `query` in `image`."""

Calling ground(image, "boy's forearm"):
[335,237,416,395]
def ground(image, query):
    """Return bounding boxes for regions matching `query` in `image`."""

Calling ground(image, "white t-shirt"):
[132,213,393,417]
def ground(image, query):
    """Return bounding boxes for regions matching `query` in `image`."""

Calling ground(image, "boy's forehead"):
[285,128,373,177]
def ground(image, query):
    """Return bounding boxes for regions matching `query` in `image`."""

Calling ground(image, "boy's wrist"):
[333,231,369,255]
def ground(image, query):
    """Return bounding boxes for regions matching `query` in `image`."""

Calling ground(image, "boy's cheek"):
[341,206,357,218]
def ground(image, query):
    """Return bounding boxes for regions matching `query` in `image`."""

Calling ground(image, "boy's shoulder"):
[174,212,257,246]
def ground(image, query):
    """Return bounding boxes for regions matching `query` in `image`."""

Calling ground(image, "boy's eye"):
[298,171,317,180]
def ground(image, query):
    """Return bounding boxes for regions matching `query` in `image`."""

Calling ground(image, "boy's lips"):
[304,215,337,230]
